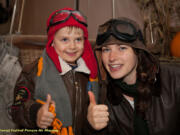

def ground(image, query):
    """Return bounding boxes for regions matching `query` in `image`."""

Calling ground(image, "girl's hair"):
[135,48,159,117]
[96,45,159,117]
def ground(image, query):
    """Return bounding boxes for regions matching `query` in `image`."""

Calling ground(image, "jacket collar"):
[58,56,90,75]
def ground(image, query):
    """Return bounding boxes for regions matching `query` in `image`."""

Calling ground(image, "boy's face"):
[52,27,84,64]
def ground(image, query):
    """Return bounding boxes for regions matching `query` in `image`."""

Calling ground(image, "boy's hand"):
[37,94,55,129]
[87,91,109,130]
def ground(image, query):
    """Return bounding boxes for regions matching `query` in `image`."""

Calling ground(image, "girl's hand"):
[87,91,109,130]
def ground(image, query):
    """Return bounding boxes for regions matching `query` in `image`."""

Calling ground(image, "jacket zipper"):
[72,70,79,134]
[145,107,152,135]
[122,96,135,134]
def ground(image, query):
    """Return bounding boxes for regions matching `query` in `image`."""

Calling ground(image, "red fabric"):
[46,8,97,79]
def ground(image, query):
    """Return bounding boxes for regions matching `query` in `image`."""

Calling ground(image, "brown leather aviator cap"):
[95,17,147,51]
[95,17,159,79]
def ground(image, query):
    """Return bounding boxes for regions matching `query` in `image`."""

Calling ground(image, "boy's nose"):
[69,41,76,49]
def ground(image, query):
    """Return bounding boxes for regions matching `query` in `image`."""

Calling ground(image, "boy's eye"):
[61,38,68,42]
[76,37,83,42]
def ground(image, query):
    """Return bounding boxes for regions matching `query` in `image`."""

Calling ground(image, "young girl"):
[11,8,98,135]
[87,17,180,135]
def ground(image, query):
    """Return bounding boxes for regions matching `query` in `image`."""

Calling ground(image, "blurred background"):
[0,0,180,134]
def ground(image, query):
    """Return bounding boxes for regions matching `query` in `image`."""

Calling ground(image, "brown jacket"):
[91,61,180,135]
[11,59,90,135]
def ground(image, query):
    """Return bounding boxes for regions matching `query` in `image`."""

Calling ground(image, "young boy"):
[11,7,98,135]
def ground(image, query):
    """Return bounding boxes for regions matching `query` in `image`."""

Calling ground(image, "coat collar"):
[58,56,90,75]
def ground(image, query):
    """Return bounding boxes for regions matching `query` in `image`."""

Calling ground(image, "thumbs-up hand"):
[37,94,55,129]
[87,91,109,130]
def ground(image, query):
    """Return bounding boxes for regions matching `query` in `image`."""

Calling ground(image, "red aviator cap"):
[46,7,97,79]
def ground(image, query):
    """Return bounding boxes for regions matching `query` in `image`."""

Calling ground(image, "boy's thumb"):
[45,94,51,109]
[88,91,96,105]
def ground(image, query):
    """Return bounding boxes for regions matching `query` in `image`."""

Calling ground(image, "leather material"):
[98,62,180,135]
[11,58,90,135]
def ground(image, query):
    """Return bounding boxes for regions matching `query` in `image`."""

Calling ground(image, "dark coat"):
[11,57,90,135]
[89,61,180,135]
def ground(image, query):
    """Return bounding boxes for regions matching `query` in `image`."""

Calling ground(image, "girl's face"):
[52,27,84,65]
[101,44,138,84]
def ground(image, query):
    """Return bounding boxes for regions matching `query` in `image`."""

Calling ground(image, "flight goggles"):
[96,19,144,45]
[47,10,87,32]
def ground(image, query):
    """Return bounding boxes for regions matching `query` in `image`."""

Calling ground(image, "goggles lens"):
[96,19,144,45]
[52,12,69,23]
[47,10,87,31]
[116,22,135,36]
[72,11,87,23]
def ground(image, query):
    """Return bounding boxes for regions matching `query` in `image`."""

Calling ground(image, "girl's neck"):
[123,94,134,101]
[123,59,137,85]
[123,70,137,85]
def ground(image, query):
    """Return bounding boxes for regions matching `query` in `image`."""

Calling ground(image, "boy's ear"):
[51,42,54,47]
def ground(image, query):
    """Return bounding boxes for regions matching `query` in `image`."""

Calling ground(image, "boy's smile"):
[52,26,85,65]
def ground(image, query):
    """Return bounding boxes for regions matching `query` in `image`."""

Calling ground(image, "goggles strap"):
[47,10,87,32]
[137,30,145,44]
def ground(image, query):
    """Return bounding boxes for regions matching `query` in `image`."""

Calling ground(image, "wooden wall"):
[4,0,143,41]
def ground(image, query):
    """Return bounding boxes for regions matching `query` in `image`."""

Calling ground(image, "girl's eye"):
[119,46,127,50]
[102,47,110,53]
